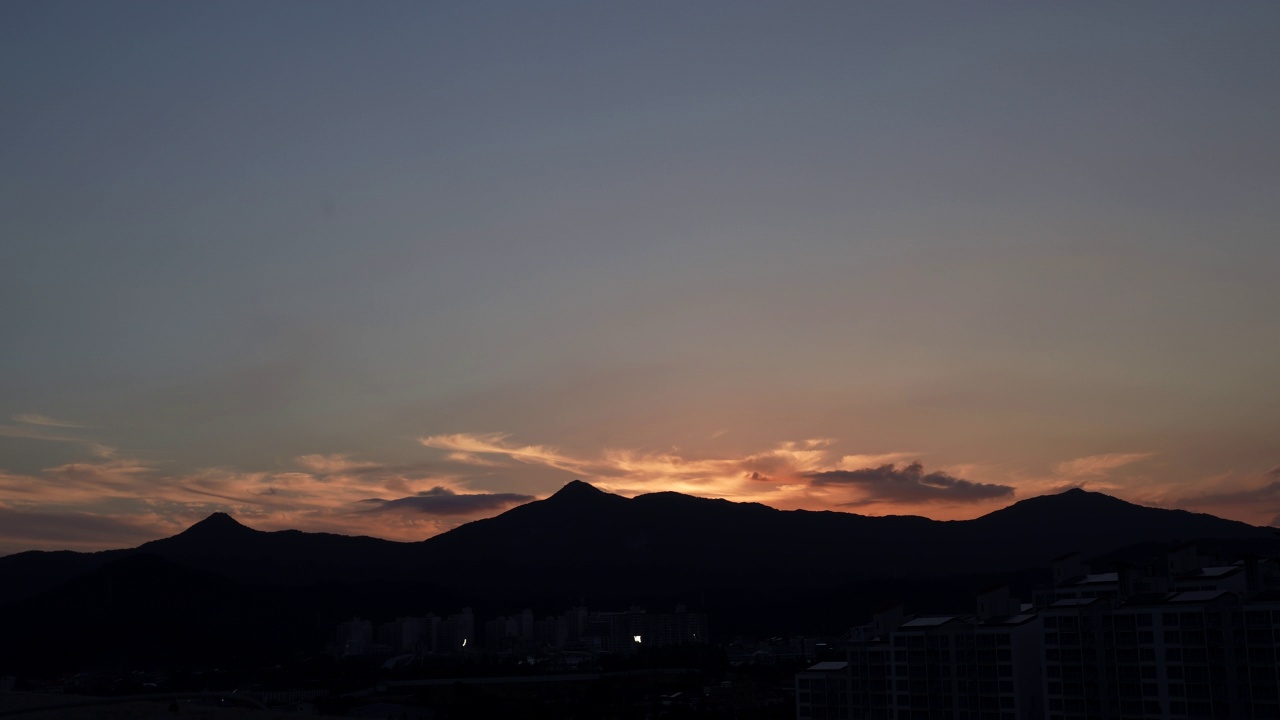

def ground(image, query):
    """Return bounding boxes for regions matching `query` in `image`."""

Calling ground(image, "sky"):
[2,1,1279,555]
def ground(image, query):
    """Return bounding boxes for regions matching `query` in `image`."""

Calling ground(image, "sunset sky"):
[3,2,1279,555]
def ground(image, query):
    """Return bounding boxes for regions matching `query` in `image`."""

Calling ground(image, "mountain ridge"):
[3,483,1279,672]
[1,483,1274,607]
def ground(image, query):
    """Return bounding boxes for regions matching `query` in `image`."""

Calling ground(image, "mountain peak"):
[131,511,258,554]
[1011,487,1128,509]
[548,479,609,500]
[183,512,252,535]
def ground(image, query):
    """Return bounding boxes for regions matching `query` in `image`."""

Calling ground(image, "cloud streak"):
[420,432,1001,514]
[12,414,85,428]
[1054,452,1155,479]
[421,433,587,475]
[0,425,87,443]
[0,414,110,459]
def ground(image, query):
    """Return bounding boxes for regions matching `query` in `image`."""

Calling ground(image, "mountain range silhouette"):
[1,483,1276,672]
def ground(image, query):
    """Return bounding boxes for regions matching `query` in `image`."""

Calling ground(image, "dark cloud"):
[0,508,164,552]
[358,486,534,516]
[807,462,1014,504]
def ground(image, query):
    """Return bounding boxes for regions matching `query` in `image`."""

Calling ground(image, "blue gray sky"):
[3,1,1279,554]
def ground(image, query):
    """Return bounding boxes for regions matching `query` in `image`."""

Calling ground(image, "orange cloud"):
[0,449,534,554]
[4,428,1238,556]
[419,432,994,516]
[838,452,920,470]
[294,454,381,474]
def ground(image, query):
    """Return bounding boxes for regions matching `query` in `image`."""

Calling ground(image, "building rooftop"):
[1168,590,1233,603]
[975,613,1039,627]
[1122,593,1175,606]
[999,613,1038,626]
[1073,572,1119,585]
[1185,565,1243,578]
[901,616,960,628]
[1050,597,1102,607]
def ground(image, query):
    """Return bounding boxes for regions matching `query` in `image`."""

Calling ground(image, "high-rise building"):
[798,549,1280,720]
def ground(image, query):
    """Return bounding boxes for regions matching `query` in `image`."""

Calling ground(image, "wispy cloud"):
[0,425,85,443]
[295,454,380,474]
[445,452,509,468]
[422,433,842,500]
[1000,451,1158,499]
[1054,452,1155,479]
[421,433,586,474]
[838,452,921,471]
[0,448,536,553]
[1163,466,1280,528]
[12,414,84,428]
[0,415,112,458]
[420,432,997,515]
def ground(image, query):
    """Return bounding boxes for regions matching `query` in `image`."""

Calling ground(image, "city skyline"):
[3,1,1279,554]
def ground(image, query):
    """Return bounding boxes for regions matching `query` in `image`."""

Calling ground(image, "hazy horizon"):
[0,478,1271,559]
